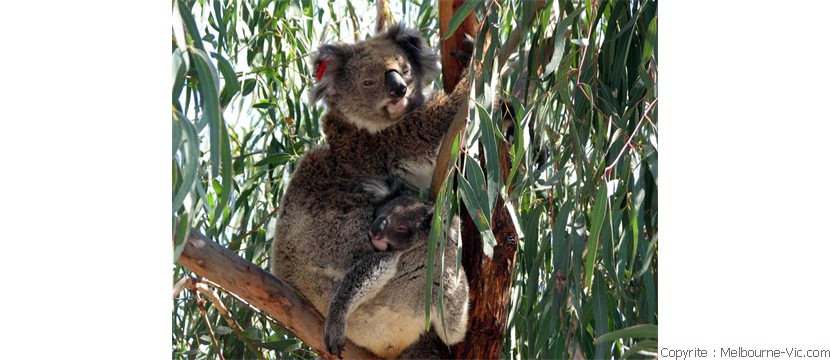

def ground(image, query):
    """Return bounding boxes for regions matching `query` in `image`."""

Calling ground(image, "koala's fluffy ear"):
[383,24,440,83]
[420,206,435,231]
[311,43,351,103]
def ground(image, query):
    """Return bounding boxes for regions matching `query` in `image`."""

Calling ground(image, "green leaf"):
[213,52,240,108]
[475,102,501,219]
[171,0,187,53]
[176,0,205,51]
[594,324,657,344]
[636,232,658,278]
[584,181,608,295]
[172,115,182,157]
[172,48,188,107]
[173,214,191,263]
[212,123,234,227]
[254,153,291,167]
[243,326,261,339]
[442,0,478,40]
[464,153,490,219]
[260,340,301,352]
[457,169,495,257]
[644,140,658,187]
[620,340,658,360]
[241,78,257,96]
[172,110,199,213]
[425,174,450,329]
[640,14,658,66]
[214,326,233,335]
[542,7,585,78]
[252,100,277,109]
[189,48,223,179]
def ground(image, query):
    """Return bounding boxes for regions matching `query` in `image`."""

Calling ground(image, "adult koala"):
[270,24,470,358]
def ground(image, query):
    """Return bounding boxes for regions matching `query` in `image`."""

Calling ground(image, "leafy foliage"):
[172,0,657,359]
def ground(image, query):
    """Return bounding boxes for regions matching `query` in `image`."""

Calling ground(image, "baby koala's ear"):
[310,43,351,103]
[420,207,435,231]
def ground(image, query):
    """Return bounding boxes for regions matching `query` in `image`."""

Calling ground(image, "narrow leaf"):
[475,102,501,219]
[442,0,478,40]
[189,48,223,178]
[594,324,657,343]
[173,214,191,262]
[176,0,205,51]
[254,153,291,167]
[584,181,608,295]
[543,7,585,78]
[172,109,200,213]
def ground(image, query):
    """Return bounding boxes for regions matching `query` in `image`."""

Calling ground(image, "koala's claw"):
[450,50,471,65]
[450,33,475,66]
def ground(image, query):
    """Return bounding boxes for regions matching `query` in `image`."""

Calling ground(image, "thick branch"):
[175,230,379,360]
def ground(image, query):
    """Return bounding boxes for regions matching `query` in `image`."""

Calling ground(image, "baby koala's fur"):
[323,194,467,358]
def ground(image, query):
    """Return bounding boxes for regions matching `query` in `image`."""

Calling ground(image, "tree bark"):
[175,230,379,360]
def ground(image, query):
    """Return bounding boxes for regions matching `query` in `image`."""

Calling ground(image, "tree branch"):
[175,230,379,360]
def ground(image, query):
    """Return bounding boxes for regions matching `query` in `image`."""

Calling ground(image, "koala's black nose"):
[370,215,388,236]
[384,70,407,99]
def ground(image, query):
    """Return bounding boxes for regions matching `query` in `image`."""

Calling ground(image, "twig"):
[173,276,192,300]
[195,283,268,360]
[195,292,226,360]
[604,97,658,177]
[199,278,288,330]
[232,207,280,244]
[233,53,314,77]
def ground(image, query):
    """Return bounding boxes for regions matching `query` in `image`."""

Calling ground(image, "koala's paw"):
[450,50,471,66]
[324,319,346,358]
[450,33,475,66]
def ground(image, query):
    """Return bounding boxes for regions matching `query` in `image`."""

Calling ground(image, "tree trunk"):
[437,1,521,359]
[175,230,379,360]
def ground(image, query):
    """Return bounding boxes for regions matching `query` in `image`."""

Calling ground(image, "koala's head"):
[311,24,440,133]
[369,194,434,252]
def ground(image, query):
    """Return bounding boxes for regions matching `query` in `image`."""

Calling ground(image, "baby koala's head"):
[369,194,433,252]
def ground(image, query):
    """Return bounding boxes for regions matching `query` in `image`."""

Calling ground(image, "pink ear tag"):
[316,60,328,81]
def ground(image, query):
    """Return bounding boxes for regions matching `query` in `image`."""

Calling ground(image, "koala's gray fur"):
[270,24,470,359]
[324,194,467,358]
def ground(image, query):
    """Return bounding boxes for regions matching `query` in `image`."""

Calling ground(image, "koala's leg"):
[430,266,470,346]
[324,252,400,357]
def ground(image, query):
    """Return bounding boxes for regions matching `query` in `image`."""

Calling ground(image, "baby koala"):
[324,194,436,357]
[368,193,434,252]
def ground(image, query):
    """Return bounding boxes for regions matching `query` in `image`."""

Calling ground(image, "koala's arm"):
[389,74,471,160]
[324,252,400,357]
[420,74,471,142]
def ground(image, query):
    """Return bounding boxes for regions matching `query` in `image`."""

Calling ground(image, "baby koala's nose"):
[370,215,388,236]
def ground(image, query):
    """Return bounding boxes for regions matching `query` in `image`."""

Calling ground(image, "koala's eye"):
[396,226,408,232]
[402,67,411,75]
[363,80,376,87]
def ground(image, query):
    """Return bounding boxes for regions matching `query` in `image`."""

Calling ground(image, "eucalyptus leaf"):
[594,324,658,343]
[442,0,478,40]
[189,48,223,179]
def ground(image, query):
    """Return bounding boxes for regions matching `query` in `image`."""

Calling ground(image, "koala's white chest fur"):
[398,159,436,191]
[346,304,424,358]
